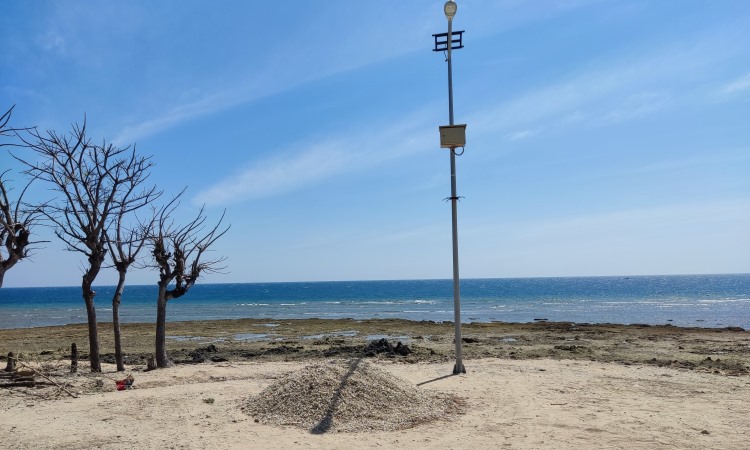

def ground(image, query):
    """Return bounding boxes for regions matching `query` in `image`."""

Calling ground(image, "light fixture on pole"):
[433,0,466,375]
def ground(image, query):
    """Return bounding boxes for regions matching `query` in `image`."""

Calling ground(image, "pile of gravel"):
[243,359,464,433]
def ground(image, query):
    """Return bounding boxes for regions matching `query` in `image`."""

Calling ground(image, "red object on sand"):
[115,375,134,391]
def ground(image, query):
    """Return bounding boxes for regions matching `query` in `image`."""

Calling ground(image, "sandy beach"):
[1,319,749,449]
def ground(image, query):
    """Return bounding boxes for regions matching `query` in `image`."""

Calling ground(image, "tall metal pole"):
[446,3,465,375]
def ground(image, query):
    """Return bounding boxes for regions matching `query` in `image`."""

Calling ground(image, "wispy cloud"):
[113,5,434,145]
[720,72,750,95]
[470,65,675,139]
[463,198,750,277]
[113,86,267,146]
[469,19,747,140]
[505,129,537,141]
[519,199,750,239]
[566,147,750,184]
[626,150,750,175]
[193,109,436,206]
[38,30,67,55]
[601,91,670,123]
[112,1,611,146]
[193,140,354,205]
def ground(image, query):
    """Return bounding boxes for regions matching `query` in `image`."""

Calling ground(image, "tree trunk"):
[82,259,103,373]
[155,283,171,368]
[0,243,28,288]
[83,296,101,372]
[0,250,22,288]
[112,271,126,371]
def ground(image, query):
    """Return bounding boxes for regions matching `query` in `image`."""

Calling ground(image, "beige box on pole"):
[439,124,467,148]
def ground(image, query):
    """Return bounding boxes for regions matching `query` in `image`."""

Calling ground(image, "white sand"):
[1,358,748,449]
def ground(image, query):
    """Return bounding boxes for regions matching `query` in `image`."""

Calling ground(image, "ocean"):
[0,274,748,330]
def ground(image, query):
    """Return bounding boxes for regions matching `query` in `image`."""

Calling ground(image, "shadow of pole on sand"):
[416,373,458,387]
[310,358,362,434]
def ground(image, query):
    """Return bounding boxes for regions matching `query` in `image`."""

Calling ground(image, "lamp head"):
[444,0,457,20]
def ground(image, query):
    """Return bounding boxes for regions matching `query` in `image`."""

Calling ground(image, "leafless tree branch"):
[0,106,44,288]
[150,189,229,367]
[15,118,158,372]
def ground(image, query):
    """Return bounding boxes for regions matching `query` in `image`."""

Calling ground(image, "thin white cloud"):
[505,129,537,141]
[113,87,264,146]
[193,141,354,205]
[112,5,434,145]
[721,72,750,95]
[463,199,750,277]
[519,200,749,240]
[468,20,747,140]
[602,91,670,124]
[38,30,66,55]
[470,64,678,138]
[627,150,750,175]
[112,1,612,146]
[193,109,437,206]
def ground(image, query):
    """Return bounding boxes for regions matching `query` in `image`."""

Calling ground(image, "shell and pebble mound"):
[243,359,465,433]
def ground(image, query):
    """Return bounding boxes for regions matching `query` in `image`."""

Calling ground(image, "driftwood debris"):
[17,360,78,398]
[0,368,39,388]
[1,353,78,398]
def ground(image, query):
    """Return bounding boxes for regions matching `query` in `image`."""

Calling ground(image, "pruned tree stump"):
[4,352,16,372]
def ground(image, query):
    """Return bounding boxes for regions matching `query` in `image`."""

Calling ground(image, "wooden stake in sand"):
[70,343,78,374]
[4,352,15,372]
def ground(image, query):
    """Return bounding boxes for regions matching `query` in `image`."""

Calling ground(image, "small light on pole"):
[444,0,457,20]
[433,0,466,375]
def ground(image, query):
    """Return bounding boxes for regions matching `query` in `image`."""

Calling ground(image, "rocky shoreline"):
[1,318,749,375]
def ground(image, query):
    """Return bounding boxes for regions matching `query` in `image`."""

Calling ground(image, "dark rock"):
[210,356,228,363]
[187,350,207,363]
[322,345,360,357]
[363,338,411,357]
[263,345,302,355]
[462,337,479,344]
[393,342,411,356]
[554,345,582,352]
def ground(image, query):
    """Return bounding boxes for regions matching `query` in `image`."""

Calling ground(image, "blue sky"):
[1,0,749,288]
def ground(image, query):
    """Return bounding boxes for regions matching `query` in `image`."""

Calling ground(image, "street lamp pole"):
[434,0,466,375]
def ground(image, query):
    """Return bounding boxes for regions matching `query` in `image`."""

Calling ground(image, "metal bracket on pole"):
[432,31,465,52]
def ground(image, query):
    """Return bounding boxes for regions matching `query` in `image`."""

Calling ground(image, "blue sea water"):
[0,274,748,330]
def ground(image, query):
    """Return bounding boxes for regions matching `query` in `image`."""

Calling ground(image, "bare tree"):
[150,195,228,368]
[0,106,26,145]
[0,106,43,287]
[0,171,44,288]
[106,174,160,371]
[18,120,155,372]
